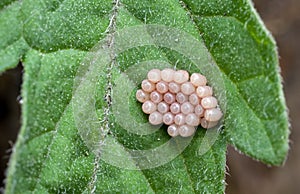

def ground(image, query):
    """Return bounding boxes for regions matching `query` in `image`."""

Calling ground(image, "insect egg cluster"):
[136,68,223,137]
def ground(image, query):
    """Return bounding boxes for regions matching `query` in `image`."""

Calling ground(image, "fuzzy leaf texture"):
[1,0,289,193]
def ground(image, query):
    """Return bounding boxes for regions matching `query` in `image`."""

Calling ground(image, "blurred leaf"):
[0,1,29,73]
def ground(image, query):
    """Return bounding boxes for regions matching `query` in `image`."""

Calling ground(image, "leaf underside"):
[0,0,289,193]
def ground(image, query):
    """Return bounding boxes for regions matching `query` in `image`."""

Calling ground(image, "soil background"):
[0,0,299,193]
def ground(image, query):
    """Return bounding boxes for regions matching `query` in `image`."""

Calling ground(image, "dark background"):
[0,0,299,193]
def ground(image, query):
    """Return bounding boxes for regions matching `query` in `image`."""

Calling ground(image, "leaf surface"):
[0,1,29,73]
[1,0,289,193]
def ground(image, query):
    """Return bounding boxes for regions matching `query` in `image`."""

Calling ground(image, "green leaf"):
[181,0,289,165]
[0,1,29,73]
[2,0,289,193]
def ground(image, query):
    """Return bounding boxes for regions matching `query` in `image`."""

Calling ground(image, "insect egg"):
[201,96,218,109]
[179,125,196,137]
[181,102,194,115]
[149,111,163,125]
[147,69,161,83]
[168,82,180,93]
[156,81,169,93]
[161,68,175,82]
[185,113,200,126]
[150,91,163,103]
[163,112,175,125]
[181,82,195,95]
[176,92,188,104]
[142,100,156,114]
[163,92,176,104]
[136,89,149,103]
[142,79,155,92]
[173,70,189,84]
[196,86,213,98]
[204,108,223,122]
[188,93,200,105]
[174,113,186,125]
[136,68,223,137]
[190,73,207,86]
[157,101,169,114]
[194,104,204,117]
[167,124,179,137]
[170,102,181,114]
